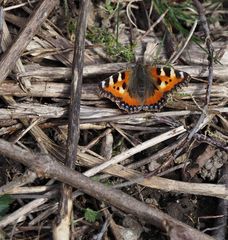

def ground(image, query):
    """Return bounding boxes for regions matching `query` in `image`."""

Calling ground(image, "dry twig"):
[188,0,215,140]
[53,0,90,239]
[0,139,215,240]
[0,0,57,84]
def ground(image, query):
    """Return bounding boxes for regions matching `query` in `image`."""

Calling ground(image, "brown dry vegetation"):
[0,0,227,239]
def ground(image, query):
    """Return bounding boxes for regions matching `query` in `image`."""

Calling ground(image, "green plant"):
[153,0,197,35]
[84,208,101,223]
[87,27,135,62]
[0,195,14,218]
[104,0,119,14]
[67,18,76,35]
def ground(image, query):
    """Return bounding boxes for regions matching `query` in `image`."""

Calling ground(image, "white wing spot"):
[101,81,106,88]
[160,68,165,76]
[109,76,114,85]
[180,72,184,78]
[118,72,122,81]
[160,81,167,89]
[170,68,175,78]
[119,87,125,94]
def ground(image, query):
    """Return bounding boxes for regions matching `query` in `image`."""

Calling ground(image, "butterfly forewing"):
[150,66,190,92]
[99,70,143,112]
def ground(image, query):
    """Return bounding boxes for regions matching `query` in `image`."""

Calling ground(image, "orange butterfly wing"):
[143,66,191,109]
[98,65,191,113]
[98,70,144,112]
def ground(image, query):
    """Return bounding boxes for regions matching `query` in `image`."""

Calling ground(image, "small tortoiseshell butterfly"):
[98,63,191,113]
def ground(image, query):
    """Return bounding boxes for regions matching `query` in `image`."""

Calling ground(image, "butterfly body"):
[98,63,191,113]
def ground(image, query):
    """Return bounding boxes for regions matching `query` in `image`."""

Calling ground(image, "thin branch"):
[0,191,55,228]
[0,170,37,196]
[66,0,90,176]
[0,7,3,51]
[0,0,57,85]
[137,8,169,42]
[188,0,215,140]
[194,133,228,152]
[169,19,198,64]
[0,139,214,240]
[84,126,186,177]
[54,0,90,239]
[77,149,227,199]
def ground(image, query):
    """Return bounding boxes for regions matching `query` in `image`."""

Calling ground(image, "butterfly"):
[98,63,191,113]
